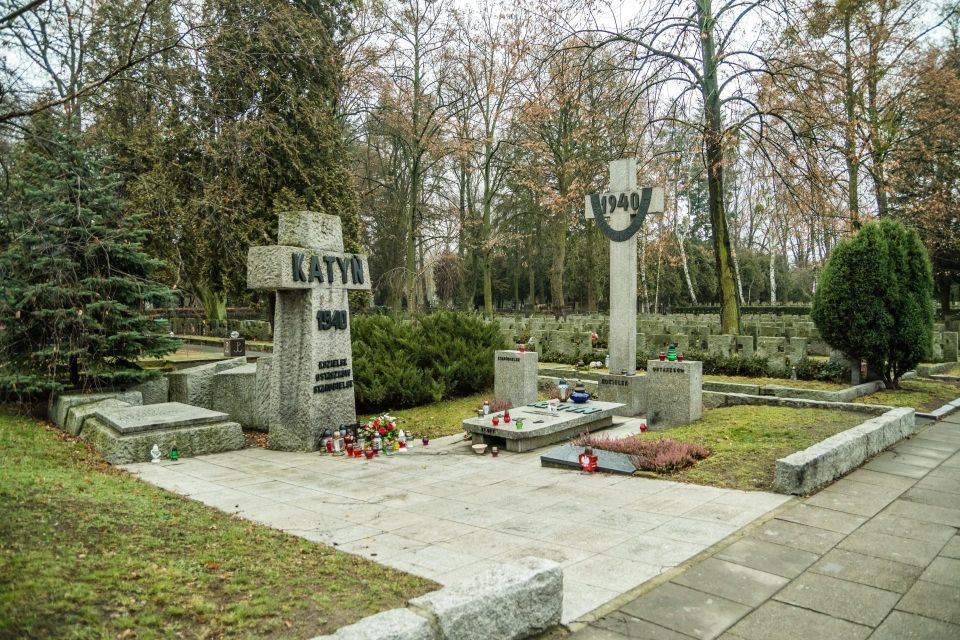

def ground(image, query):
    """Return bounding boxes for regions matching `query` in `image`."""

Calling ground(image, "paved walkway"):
[569,415,960,640]
[123,419,790,623]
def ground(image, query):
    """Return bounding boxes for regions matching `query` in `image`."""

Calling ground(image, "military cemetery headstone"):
[494,349,539,408]
[247,211,371,451]
[645,359,703,428]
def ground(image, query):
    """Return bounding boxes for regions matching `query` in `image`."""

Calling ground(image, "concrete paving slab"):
[920,557,960,588]
[809,548,923,593]
[837,530,945,568]
[869,610,960,640]
[772,571,900,626]
[804,488,896,517]
[841,468,918,490]
[591,611,697,640]
[776,504,866,534]
[862,458,931,479]
[672,558,789,607]
[715,538,818,579]
[752,518,845,554]
[884,498,960,527]
[941,536,960,559]
[821,477,906,499]
[856,513,957,545]
[902,487,960,510]
[725,601,870,640]
[619,583,750,640]
[897,580,960,625]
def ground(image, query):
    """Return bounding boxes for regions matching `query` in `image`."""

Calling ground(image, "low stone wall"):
[312,557,562,640]
[49,391,143,427]
[702,380,884,403]
[703,391,893,415]
[918,362,955,377]
[774,407,916,495]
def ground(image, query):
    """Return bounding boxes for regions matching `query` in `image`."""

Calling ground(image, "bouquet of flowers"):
[359,414,399,450]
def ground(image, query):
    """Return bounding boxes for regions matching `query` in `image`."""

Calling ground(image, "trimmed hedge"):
[351,312,505,411]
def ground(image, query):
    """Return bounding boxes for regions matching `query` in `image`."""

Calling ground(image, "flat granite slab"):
[540,443,637,474]
[95,402,231,434]
[463,400,624,452]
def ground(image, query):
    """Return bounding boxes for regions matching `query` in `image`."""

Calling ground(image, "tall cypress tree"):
[0,113,180,395]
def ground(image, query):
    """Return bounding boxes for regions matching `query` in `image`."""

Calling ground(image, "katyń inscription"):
[247,211,371,451]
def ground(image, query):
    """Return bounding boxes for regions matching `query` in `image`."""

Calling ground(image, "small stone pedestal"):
[223,337,246,357]
[597,373,646,416]
[494,349,538,408]
[645,360,703,429]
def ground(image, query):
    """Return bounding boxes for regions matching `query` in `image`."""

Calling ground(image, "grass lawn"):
[0,411,436,639]
[637,406,867,491]
[703,374,844,391]
[363,391,491,439]
[854,378,960,411]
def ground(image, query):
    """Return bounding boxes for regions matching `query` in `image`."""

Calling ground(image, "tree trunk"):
[639,233,650,313]
[405,172,419,315]
[731,242,744,304]
[549,218,566,317]
[843,12,860,229]
[677,231,698,304]
[697,0,741,334]
[939,275,952,320]
[769,251,777,304]
[586,228,598,312]
[527,237,536,309]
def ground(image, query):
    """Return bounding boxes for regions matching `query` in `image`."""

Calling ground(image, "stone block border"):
[703,390,893,415]
[773,407,915,495]
[312,557,562,640]
[702,379,883,402]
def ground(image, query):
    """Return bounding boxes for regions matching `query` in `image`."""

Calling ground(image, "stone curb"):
[773,407,915,495]
[703,390,892,415]
[311,557,562,640]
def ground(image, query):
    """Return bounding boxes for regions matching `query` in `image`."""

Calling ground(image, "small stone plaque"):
[539,443,637,474]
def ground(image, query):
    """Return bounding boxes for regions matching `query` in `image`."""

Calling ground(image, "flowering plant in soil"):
[571,432,710,473]
[359,414,399,449]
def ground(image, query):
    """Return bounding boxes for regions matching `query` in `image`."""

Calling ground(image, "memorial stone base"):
[79,403,243,464]
[462,400,624,452]
[645,360,703,429]
[596,373,646,416]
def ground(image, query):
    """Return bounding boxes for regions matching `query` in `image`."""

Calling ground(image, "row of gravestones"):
[500,315,958,364]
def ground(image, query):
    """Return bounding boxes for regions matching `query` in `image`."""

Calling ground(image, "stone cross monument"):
[247,211,371,451]
[585,158,664,375]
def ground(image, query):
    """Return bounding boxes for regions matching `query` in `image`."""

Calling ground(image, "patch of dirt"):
[244,430,269,448]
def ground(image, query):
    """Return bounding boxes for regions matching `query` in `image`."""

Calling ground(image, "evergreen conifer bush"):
[0,115,179,396]
[351,315,442,410]
[415,311,504,396]
[812,220,934,388]
[351,311,504,411]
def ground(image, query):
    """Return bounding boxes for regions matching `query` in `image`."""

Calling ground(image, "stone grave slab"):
[539,443,637,474]
[96,402,230,434]
[462,400,624,452]
[80,402,243,464]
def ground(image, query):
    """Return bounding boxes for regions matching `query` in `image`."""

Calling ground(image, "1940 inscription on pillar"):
[248,211,371,452]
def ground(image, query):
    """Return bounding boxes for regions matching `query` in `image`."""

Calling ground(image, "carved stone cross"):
[585,159,664,375]
[247,211,371,451]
